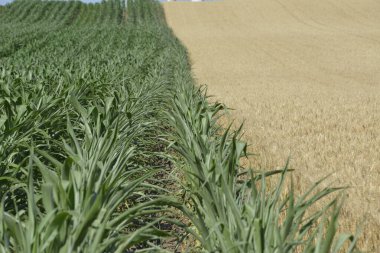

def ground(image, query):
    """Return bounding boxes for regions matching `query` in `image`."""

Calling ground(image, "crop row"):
[0,1,177,252]
[0,0,360,252]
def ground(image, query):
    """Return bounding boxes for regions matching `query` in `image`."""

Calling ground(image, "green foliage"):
[0,0,360,252]
[164,5,361,251]
[168,82,361,253]
[0,1,178,252]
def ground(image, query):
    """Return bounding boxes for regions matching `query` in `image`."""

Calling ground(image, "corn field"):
[0,0,360,252]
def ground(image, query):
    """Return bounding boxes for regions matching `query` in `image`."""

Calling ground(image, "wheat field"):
[163,0,380,250]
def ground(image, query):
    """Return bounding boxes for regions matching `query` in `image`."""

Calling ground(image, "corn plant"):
[0,0,361,252]
[163,5,361,249]
[0,1,181,252]
[167,70,361,252]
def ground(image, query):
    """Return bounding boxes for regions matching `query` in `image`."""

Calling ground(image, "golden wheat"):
[164,0,380,251]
